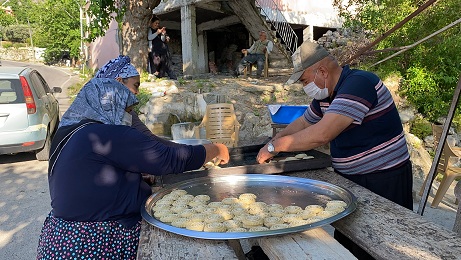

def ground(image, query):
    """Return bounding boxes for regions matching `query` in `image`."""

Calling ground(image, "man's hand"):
[241,49,248,54]
[256,143,276,164]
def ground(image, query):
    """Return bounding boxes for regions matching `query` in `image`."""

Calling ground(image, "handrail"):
[255,0,298,55]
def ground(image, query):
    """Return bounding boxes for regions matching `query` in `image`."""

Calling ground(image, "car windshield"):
[0,79,25,104]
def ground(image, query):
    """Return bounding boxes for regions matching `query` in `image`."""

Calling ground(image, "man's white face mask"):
[303,70,329,100]
[121,111,133,126]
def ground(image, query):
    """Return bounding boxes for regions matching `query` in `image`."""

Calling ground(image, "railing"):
[255,0,298,55]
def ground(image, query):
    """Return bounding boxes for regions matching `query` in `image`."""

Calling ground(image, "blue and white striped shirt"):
[304,65,409,175]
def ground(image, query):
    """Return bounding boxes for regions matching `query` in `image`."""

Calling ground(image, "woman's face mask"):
[303,70,329,100]
[121,111,132,126]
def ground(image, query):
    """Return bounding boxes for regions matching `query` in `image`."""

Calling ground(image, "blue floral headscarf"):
[59,78,138,127]
[95,55,139,79]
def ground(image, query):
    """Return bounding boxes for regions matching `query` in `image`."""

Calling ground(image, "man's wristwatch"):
[267,142,278,155]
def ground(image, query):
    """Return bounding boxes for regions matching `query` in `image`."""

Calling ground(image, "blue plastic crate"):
[268,105,308,124]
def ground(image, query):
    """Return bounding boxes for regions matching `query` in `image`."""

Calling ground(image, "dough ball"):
[284,205,303,214]
[203,222,227,232]
[248,226,269,232]
[185,221,205,231]
[270,223,290,230]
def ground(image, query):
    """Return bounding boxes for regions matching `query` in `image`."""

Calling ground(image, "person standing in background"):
[147,16,177,80]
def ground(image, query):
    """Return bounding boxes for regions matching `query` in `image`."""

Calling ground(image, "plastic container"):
[268,105,308,124]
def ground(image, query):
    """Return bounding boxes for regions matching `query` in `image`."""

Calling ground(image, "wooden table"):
[137,168,461,259]
[270,123,288,137]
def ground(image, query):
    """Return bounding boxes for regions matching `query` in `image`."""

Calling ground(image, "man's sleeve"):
[247,42,256,53]
[267,41,274,54]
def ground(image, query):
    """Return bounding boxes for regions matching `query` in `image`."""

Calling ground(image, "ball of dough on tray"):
[172,200,189,207]
[160,213,180,223]
[326,200,347,208]
[267,204,283,211]
[285,157,298,161]
[270,223,290,230]
[263,216,283,227]
[188,213,207,223]
[233,214,251,222]
[303,156,314,159]
[194,194,211,202]
[249,206,267,215]
[179,209,195,218]
[152,204,169,212]
[241,215,264,226]
[188,200,205,208]
[231,207,248,216]
[239,193,257,200]
[208,202,224,208]
[176,194,195,202]
[185,221,205,231]
[269,209,285,218]
[161,194,180,201]
[171,205,188,213]
[317,211,336,218]
[249,226,269,232]
[204,214,225,223]
[223,219,242,229]
[215,208,233,220]
[227,227,248,233]
[155,198,174,206]
[202,207,218,214]
[153,209,173,219]
[222,197,239,205]
[295,153,308,159]
[170,189,188,196]
[282,214,302,223]
[305,205,324,213]
[191,204,207,213]
[235,201,252,209]
[325,205,345,214]
[171,218,188,228]
[284,205,303,214]
[289,220,311,227]
[299,210,317,219]
[203,222,227,232]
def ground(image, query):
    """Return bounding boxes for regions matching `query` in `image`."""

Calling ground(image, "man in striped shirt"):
[256,41,413,258]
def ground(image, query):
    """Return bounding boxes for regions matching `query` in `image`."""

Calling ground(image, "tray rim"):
[142,174,357,240]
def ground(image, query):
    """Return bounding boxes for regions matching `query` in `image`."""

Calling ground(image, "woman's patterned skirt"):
[37,213,141,259]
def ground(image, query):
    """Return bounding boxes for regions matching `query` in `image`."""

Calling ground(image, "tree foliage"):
[334,0,461,122]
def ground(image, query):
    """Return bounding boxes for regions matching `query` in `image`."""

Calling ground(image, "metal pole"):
[417,74,461,215]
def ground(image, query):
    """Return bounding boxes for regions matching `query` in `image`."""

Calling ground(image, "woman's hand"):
[203,143,230,165]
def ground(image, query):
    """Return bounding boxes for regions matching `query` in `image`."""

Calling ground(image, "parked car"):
[0,67,61,160]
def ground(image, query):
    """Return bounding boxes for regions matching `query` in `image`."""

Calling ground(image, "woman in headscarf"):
[36,78,229,259]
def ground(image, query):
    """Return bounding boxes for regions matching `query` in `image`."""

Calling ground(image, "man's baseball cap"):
[286,41,329,85]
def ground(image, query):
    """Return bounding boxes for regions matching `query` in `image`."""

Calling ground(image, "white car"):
[0,67,61,160]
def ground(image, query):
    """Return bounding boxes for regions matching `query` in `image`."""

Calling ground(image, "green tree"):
[30,0,81,64]
[334,0,461,122]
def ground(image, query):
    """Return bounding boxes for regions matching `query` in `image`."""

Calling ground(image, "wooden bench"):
[137,168,461,259]
[137,223,356,259]
[271,123,288,137]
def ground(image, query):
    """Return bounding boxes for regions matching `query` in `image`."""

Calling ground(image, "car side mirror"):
[51,87,62,93]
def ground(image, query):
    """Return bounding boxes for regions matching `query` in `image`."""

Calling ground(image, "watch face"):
[268,143,274,153]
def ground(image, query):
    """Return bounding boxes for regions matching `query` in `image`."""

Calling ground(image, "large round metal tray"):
[141,174,357,240]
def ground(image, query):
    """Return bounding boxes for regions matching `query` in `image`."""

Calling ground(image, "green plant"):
[134,88,151,114]
[140,71,150,83]
[68,81,86,102]
[177,77,186,86]
[410,117,432,141]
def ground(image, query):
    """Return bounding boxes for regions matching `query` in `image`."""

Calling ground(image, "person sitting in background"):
[233,30,273,78]
[147,16,177,80]
[36,78,229,259]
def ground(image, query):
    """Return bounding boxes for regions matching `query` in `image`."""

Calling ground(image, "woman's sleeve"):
[148,29,159,41]
[109,127,206,175]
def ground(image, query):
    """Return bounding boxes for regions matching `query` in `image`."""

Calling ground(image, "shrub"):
[410,117,432,141]
[134,88,151,114]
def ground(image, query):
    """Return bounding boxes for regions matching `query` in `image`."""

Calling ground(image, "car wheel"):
[36,131,51,161]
